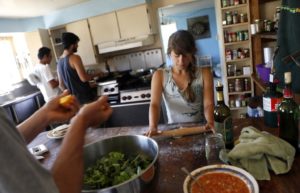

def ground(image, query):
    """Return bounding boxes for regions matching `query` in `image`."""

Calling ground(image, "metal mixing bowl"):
[82,135,159,193]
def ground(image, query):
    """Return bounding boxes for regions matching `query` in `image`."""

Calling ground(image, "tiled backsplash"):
[86,49,163,73]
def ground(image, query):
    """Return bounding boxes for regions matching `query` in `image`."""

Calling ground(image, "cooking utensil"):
[82,135,159,193]
[153,126,212,138]
[181,167,202,191]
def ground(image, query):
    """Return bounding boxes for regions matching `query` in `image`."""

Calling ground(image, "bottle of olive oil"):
[214,81,234,149]
[278,72,299,151]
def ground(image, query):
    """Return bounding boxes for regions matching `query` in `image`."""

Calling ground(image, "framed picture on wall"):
[187,15,211,40]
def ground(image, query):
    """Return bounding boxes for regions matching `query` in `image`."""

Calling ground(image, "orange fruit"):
[59,95,74,107]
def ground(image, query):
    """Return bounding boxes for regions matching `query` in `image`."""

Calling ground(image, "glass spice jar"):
[235,78,243,92]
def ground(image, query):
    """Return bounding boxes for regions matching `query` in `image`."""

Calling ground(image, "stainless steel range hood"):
[97,34,154,54]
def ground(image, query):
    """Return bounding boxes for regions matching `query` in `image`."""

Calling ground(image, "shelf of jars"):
[218,0,253,114]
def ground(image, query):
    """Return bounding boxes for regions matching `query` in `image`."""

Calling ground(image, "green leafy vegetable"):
[83,152,152,189]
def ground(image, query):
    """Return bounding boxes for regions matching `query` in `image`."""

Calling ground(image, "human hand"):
[74,96,112,128]
[41,90,79,124]
[205,122,215,133]
[145,127,162,137]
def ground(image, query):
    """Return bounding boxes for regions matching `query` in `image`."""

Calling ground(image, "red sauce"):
[191,172,250,193]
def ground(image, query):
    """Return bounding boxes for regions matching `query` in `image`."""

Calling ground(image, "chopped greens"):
[83,151,152,189]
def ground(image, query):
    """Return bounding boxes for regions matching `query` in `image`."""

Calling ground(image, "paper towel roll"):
[263,47,274,64]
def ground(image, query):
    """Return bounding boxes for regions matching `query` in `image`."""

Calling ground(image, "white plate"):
[183,164,259,193]
[47,124,69,139]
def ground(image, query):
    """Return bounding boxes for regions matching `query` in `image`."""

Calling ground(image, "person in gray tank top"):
[146,30,214,136]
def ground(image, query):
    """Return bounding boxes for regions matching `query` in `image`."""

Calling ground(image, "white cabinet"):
[50,20,97,66]
[66,20,97,66]
[88,4,155,45]
[25,29,55,68]
[88,12,120,44]
[49,27,66,62]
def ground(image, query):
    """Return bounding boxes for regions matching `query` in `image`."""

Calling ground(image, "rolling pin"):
[154,126,213,138]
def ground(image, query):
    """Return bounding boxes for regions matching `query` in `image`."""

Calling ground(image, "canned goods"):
[229,83,235,92]
[232,49,238,60]
[235,78,243,92]
[244,78,250,90]
[226,11,232,25]
[243,31,249,40]
[240,13,245,23]
[254,19,263,33]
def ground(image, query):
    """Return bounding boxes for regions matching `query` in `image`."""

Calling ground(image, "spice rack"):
[217,0,254,115]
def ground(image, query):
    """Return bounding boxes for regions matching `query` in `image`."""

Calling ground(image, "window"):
[0,37,23,93]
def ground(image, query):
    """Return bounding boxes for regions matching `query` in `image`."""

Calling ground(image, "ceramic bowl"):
[183,164,259,193]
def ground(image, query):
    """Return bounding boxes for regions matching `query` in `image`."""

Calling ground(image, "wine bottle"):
[263,73,283,128]
[214,81,234,149]
[278,72,299,151]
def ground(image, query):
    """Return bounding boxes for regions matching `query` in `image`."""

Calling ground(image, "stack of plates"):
[47,124,69,139]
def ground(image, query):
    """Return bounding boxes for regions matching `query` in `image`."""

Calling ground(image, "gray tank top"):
[162,67,205,124]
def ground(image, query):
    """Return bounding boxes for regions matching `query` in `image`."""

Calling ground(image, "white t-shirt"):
[34,64,60,102]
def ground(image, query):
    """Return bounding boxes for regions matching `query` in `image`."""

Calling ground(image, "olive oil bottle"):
[278,72,299,151]
[214,81,234,149]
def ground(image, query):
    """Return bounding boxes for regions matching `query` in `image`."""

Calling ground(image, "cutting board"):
[145,49,163,68]
[128,52,146,70]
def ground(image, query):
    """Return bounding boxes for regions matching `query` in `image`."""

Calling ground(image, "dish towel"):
[226,126,295,180]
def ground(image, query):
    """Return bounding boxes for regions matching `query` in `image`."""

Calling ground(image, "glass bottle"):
[278,72,299,151]
[263,74,283,128]
[214,81,234,149]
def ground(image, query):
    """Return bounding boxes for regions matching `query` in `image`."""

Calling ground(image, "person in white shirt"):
[31,47,61,102]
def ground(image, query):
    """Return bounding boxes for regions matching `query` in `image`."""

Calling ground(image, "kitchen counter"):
[28,118,300,193]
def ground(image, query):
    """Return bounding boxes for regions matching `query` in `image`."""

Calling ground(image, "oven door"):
[103,102,165,127]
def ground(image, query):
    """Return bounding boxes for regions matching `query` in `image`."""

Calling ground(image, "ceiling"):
[160,0,215,17]
[0,0,90,18]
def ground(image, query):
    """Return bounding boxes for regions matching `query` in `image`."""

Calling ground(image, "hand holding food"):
[59,94,76,107]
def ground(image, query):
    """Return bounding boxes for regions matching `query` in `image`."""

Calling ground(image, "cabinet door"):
[25,29,54,68]
[117,4,152,39]
[66,20,97,66]
[88,12,120,44]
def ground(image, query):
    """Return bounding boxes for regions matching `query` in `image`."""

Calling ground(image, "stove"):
[120,88,151,103]
[96,70,152,104]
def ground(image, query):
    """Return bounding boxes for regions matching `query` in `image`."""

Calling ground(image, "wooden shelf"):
[221,3,248,10]
[252,32,277,40]
[227,74,251,79]
[223,22,249,29]
[226,58,250,63]
[224,40,250,46]
[228,91,252,95]
[230,106,247,110]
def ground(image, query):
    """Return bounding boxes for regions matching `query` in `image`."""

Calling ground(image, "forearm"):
[17,108,51,144]
[204,103,214,127]
[149,103,161,130]
[51,115,88,193]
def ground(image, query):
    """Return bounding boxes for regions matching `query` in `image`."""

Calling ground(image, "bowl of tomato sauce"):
[183,164,259,193]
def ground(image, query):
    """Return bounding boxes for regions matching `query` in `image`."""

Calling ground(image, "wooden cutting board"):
[153,126,213,138]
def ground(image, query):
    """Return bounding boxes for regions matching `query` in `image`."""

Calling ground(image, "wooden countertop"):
[28,118,300,193]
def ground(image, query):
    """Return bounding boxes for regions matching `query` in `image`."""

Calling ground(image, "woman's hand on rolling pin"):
[146,127,162,137]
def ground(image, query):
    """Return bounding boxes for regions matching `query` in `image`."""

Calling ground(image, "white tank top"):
[162,67,205,124]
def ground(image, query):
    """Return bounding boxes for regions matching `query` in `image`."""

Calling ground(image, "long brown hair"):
[167,30,197,102]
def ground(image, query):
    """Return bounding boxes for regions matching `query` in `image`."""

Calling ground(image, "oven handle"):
[111,101,150,108]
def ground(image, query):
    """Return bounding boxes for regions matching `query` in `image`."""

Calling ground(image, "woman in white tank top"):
[146,30,214,136]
